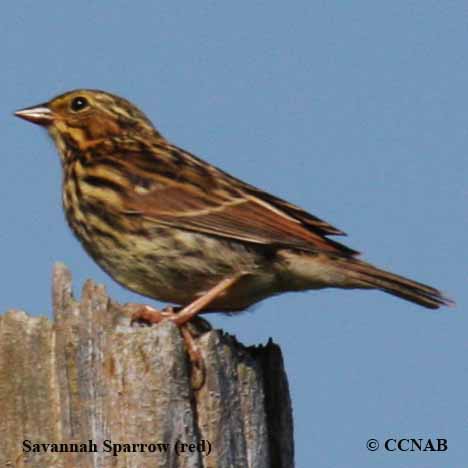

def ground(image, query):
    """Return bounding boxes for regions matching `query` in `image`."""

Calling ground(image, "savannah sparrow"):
[15,90,453,328]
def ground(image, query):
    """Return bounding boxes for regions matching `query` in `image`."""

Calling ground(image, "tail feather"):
[344,260,454,309]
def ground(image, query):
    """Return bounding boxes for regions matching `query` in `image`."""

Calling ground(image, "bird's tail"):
[343,259,454,309]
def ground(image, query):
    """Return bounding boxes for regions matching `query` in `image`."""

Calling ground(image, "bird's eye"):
[70,96,89,112]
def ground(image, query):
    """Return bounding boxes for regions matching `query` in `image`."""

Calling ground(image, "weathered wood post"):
[0,263,294,468]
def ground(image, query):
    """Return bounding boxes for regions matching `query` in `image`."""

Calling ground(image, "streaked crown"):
[15,90,160,159]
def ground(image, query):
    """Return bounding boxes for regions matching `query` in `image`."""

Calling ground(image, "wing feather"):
[118,142,358,256]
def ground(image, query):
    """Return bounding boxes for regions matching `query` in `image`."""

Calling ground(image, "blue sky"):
[1,2,466,466]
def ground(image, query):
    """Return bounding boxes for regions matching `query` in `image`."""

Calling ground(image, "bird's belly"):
[78,225,278,310]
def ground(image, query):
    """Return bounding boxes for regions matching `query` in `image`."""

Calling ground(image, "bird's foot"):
[128,304,177,325]
[126,273,245,389]
[180,325,206,389]
[127,304,207,389]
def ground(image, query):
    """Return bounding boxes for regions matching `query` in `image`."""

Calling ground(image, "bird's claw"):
[126,303,207,389]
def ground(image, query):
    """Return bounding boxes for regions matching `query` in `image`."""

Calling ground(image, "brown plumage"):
[15,89,453,314]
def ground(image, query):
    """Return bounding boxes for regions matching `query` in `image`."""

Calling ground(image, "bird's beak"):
[14,104,54,126]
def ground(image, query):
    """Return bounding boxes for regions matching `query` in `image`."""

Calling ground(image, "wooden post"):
[0,263,294,468]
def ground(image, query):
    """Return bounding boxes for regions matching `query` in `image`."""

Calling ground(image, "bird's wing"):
[120,143,358,256]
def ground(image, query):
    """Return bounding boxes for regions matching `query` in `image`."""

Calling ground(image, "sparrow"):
[14,90,453,332]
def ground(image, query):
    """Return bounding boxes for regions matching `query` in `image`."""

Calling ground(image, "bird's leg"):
[128,273,245,389]
[129,273,244,325]
[170,274,244,325]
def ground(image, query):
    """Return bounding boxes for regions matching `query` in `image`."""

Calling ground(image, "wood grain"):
[0,263,294,468]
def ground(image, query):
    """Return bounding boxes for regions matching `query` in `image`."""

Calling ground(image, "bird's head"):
[15,89,158,158]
